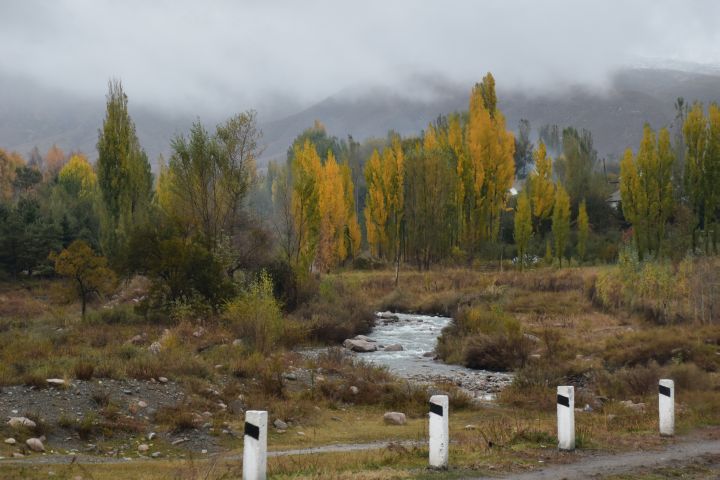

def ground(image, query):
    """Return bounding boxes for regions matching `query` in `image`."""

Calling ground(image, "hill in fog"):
[1,67,719,167]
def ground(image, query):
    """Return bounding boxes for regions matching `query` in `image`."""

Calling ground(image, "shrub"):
[292,277,374,343]
[224,271,287,353]
[437,306,532,371]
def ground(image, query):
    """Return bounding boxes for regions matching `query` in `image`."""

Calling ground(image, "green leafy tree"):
[620,125,675,257]
[552,184,570,266]
[513,192,532,270]
[50,240,116,317]
[96,80,153,263]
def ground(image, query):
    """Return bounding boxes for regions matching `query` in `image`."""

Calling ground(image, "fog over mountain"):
[1,1,720,165]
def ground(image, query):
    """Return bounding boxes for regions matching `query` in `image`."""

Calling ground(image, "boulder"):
[148,342,162,354]
[376,312,399,320]
[158,376,169,383]
[383,412,407,425]
[353,335,376,343]
[25,437,44,452]
[46,378,66,387]
[138,443,150,452]
[127,334,145,345]
[7,417,36,429]
[273,419,288,430]
[343,339,378,352]
[349,385,359,395]
[4,438,16,445]
[383,344,404,352]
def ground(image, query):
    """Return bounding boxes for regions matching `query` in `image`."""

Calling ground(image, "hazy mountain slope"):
[1,68,719,167]
[0,74,195,163]
[262,68,720,163]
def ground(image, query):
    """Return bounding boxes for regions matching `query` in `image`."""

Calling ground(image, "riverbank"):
[1,265,719,478]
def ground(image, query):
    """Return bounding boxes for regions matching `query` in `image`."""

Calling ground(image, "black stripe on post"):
[244,421,260,440]
[659,384,672,397]
[430,402,444,417]
[557,395,570,407]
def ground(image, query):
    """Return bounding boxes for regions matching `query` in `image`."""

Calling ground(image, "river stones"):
[343,338,378,352]
[7,417,36,429]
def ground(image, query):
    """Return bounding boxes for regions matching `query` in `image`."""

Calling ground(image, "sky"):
[1,0,719,119]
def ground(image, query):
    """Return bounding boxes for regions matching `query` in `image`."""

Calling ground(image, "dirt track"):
[2,430,720,479]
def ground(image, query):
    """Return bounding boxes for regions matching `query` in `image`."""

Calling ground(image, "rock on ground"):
[7,417,36,429]
[273,419,288,430]
[25,437,44,452]
[383,412,407,425]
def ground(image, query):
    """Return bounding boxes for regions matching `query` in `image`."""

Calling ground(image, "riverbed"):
[361,312,512,400]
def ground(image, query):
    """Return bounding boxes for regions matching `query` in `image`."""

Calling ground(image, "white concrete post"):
[429,394,449,468]
[557,386,575,451]
[659,379,674,437]
[243,410,268,480]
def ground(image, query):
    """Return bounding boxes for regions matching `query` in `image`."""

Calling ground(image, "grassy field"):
[0,261,719,478]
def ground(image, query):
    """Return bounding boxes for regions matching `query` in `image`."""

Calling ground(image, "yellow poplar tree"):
[318,151,346,271]
[466,74,515,243]
[341,161,362,259]
[291,140,322,271]
[363,149,388,257]
[529,141,555,225]
[577,199,589,261]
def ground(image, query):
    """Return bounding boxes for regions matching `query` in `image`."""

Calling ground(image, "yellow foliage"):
[529,141,555,222]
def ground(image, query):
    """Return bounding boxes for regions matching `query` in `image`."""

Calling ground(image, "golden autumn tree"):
[529,141,555,227]
[364,149,389,257]
[577,199,589,261]
[291,140,323,271]
[448,113,467,242]
[0,148,25,201]
[58,154,97,198]
[317,151,346,271]
[466,73,515,244]
[340,161,362,259]
[44,144,66,180]
[50,240,116,318]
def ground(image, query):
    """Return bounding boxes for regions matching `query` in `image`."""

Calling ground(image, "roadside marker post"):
[243,410,268,480]
[557,386,575,451]
[429,394,449,468]
[659,379,674,437]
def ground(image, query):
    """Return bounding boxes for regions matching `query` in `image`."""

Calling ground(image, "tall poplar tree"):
[96,80,152,262]
[577,199,589,261]
[513,191,532,270]
[528,141,555,229]
[552,184,570,266]
[620,125,674,257]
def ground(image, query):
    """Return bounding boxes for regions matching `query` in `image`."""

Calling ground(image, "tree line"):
[1,74,717,318]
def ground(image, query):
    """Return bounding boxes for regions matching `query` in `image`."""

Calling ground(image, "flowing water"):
[361,312,512,399]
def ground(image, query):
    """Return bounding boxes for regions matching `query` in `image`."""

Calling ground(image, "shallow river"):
[361,312,512,399]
